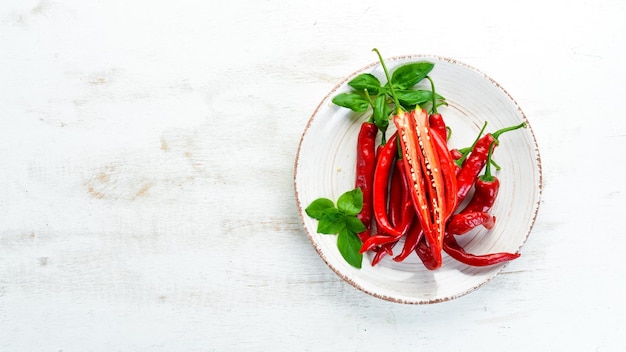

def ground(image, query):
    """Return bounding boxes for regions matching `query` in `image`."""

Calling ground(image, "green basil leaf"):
[346,215,366,234]
[305,198,335,220]
[395,89,434,107]
[317,208,346,234]
[331,93,369,112]
[391,62,435,89]
[337,228,363,269]
[348,73,381,95]
[373,94,389,133]
[337,188,363,216]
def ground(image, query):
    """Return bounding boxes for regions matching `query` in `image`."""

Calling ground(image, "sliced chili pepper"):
[443,233,520,266]
[394,108,446,268]
[355,122,378,242]
[372,132,403,239]
[447,211,496,235]
[430,126,458,218]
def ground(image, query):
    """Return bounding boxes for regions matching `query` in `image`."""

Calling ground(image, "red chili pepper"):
[361,233,396,253]
[463,178,500,214]
[450,148,463,160]
[443,135,523,267]
[446,142,497,236]
[455,122,526,206]
[447,211,496,235]
[371,245,391,266]
[455,133,495,206]
[372,132,404,239]
[429,113,447,142]
[355,122,378,242]
[390,161,413,230]
[394,108,446,268]
[415,237,439,270]
[360,160,414,254]
[430,126,458,218]
[442,233,520,266]
[370,159,406,265]
[393,220,422,262]
[453,122,488,178]
[461,142,500,214]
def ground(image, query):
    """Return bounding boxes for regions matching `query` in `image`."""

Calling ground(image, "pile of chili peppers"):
[353,102,527,270]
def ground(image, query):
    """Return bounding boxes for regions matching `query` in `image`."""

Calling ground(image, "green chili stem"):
[426,76,437,114]
[372,48,404,113]
[455,121,488,167]
[492,121,527,140]
[490,158,501,171]
[480,142,497,182]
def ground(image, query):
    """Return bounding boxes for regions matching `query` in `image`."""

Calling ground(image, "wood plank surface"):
[1,0,625,350]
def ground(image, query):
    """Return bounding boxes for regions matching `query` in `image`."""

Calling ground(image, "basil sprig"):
[331,59,445,144]
[305,188,366,269]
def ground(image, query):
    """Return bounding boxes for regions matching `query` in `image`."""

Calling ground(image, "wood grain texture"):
[1,0,626,350]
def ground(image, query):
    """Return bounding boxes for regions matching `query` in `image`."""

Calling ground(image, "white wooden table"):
[1,0,625,350]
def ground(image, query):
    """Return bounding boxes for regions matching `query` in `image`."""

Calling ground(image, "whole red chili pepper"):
[456,122,526,206]
[392,159,415,235]
[360,160,414,254]
[372,132,404,239]
[415,237,439,270]
[446,142,497,236]
[370,159,406,265]
[443,137,521,266]
[393,220,422,262]
[443,233,520,266]
[371,244,393,266]
[388,159,407,229]
[360,233,397,253]
[453,122,488,177]
[461,142,500,214]
[456,135,495,205]
[450,148,463,161]
[429,113,447,142]
[447,211,495,235]
[355,122,378,242]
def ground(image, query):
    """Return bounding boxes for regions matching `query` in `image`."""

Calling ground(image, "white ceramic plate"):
[294,55,542,304]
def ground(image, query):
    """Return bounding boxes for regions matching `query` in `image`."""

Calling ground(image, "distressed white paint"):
[1,0,625,351]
